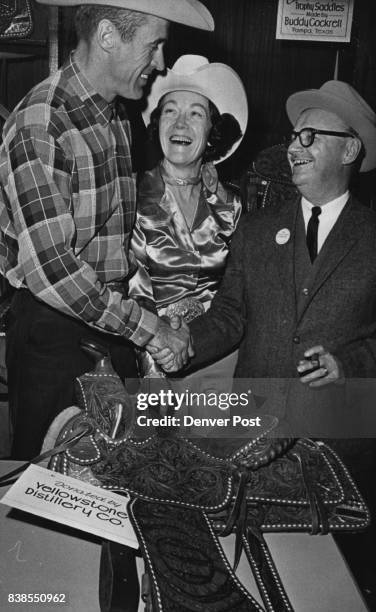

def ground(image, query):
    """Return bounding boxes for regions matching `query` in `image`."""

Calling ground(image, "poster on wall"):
[276,0,354,42]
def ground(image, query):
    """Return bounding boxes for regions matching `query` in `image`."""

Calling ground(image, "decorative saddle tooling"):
[0,0,33,39]
[39,341,370,612]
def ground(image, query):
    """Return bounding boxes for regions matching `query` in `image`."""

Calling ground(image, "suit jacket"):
[190,195,376,436]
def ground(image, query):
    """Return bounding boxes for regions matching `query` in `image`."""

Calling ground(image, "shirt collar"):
[301,190,349,220]
[62,52,124,125]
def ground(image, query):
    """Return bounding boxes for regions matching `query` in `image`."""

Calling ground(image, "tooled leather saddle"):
[0,0,33,39]
[41,340,369,612]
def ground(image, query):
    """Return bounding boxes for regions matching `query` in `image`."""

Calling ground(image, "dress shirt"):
[301,191,349,254]
[0,53,158,346]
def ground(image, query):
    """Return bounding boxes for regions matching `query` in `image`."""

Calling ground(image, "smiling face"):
[287,108,356,204]
[158,90,212,177]
[109,15,168,100]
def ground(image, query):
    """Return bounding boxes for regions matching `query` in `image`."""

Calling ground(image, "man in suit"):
[148,80,376,604]
[153,80,376,438]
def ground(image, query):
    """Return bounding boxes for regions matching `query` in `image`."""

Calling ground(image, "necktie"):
[306,206,322,262]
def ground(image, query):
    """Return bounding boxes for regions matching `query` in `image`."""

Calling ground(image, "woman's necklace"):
[161,167,201,186]
[161,163,201,229]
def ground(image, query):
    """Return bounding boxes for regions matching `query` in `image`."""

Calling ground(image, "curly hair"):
[147,97,242,163]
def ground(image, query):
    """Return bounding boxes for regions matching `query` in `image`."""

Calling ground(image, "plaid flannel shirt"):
[0,54,158,346]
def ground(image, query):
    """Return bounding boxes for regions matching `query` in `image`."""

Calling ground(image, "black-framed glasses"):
[288,127,354,148]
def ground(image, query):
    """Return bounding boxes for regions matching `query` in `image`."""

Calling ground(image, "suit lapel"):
[273,197,300,321]
[297,196,367,322]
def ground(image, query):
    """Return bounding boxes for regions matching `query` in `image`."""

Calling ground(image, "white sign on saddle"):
[0,464,139,548]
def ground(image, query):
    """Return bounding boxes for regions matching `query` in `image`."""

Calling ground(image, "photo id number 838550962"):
[7,593,67,605]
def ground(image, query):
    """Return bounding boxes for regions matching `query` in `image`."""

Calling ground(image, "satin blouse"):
[129,162,241,311]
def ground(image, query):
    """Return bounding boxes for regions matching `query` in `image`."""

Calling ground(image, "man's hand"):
[297,345,344,387]
[147,316,194,372]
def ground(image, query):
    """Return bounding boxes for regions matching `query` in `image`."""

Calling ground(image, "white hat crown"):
[171,55,209,74]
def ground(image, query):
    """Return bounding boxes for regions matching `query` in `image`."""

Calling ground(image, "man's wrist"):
[333,354,346,385]
[128,307,159,347]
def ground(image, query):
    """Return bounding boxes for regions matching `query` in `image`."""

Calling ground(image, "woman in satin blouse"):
[130,55,248,383]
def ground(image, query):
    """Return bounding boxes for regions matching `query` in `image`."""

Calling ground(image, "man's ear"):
[342,136,362,166]
[96,19,117,52]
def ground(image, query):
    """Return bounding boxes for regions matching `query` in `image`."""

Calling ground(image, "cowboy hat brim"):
[36,0,214,31]
[286,86,376,172]
[143,61,248,163]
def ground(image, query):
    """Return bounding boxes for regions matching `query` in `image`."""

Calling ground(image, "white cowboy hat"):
[286,80,376,172]
[143,54,248,163]
[35,0,214,31]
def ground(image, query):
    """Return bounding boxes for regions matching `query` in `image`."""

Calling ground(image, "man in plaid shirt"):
[0,0,213,461]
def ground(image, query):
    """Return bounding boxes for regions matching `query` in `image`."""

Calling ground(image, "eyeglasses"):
[288,127,354,148]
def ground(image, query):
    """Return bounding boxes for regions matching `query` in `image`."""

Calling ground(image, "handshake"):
[147,315,194,373]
